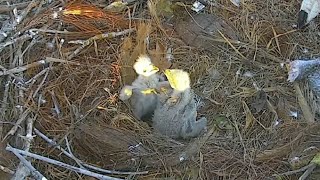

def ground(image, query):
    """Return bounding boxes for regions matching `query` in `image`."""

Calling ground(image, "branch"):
[6,146,124,180]
[0,57,79,77]
[3,109,31,140]
[9,148,47,180]
[67,28,135,60]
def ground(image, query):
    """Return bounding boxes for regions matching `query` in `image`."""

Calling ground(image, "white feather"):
[300,0,320,23]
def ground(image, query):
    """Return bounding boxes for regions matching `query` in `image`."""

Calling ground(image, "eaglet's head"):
[133,55,159,77]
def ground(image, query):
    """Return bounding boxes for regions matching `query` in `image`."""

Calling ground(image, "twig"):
[13,117,37,180]
[64,136,85,169]
[67,28,135,60]
[3,109,31,140]
[25,117,35,151]
[6,146,124,180]
[32,67,50,98]
[0,164,14,174]
[293,83,315,123]
[0,43,15,139]
[233,119,247,160]
[0,32,33,51]
[0,79,10,138]
[33,128,149,175]
[299,163,316,180]
[8,146,47,180]
[29,28,78,34]
[21,34,41,57]
[217,30,246,60]
[0,57,79,77]
[49,90,62,118]
[273,163,316,177]
[0,2,30,13]
[25,67,49,85]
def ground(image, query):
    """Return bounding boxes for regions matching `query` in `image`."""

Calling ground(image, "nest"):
[1,0,320,179]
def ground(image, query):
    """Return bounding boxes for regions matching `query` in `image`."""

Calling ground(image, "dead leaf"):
[148,0,169,38]
[120,37,136,85]
[131,23,151,61]
[120,23,152,85]
[242,101,256,130]
[149,41,172,71]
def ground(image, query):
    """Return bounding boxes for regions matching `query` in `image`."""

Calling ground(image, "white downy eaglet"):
[119,55,161,121]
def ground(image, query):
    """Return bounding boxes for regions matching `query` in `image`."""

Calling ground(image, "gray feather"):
[152,88,207,139]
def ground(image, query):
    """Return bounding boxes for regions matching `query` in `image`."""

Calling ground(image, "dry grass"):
[1,0,320,179]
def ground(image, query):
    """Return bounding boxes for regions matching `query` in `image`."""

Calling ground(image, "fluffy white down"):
[133,55,157,77]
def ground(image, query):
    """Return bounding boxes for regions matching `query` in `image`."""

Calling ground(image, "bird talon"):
[141,88,157,95]
[168,96,179,105]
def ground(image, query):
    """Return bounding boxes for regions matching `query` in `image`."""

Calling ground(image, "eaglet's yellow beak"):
[151,65,159,72]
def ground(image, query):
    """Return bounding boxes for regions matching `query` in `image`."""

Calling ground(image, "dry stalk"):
[29,28,80,34]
